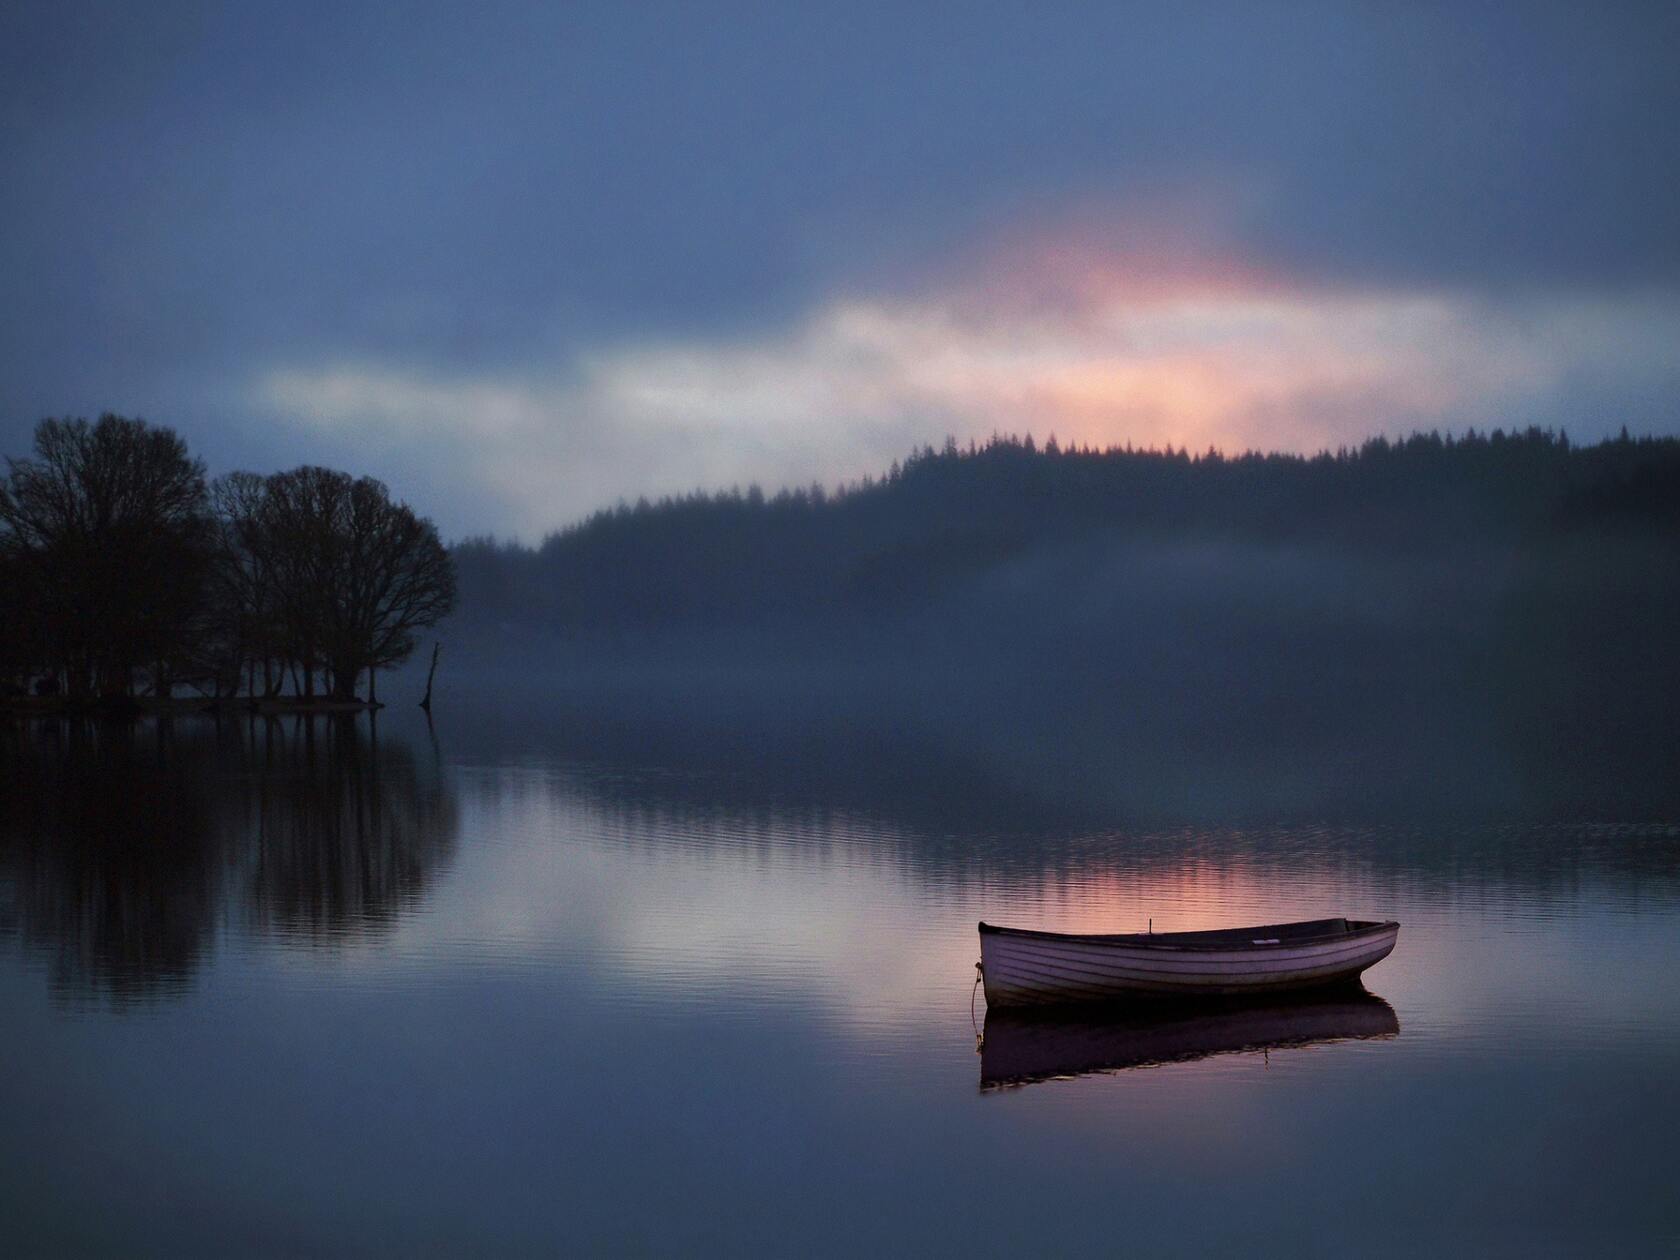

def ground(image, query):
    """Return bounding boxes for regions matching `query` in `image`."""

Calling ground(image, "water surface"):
[3,703,1678,1255]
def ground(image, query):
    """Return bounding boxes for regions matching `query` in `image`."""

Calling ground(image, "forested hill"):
[452,428,1680,640]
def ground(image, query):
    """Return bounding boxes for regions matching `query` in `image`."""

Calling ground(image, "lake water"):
[4,700,1679,1256]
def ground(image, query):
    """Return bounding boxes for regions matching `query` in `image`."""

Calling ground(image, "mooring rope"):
[971,961,984,1050]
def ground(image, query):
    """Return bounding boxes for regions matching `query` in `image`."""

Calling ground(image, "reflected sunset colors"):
[7,4,1679,1252]
[4,709,1679,1253]
[8,714,1673,1048]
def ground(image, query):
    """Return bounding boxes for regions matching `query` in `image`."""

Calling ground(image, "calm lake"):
[4,691,1679,1256]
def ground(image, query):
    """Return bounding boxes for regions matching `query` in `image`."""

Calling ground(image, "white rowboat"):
[978,917,1399,1007]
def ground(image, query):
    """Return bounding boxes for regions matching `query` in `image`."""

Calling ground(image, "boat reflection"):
[980,990,1399,1091]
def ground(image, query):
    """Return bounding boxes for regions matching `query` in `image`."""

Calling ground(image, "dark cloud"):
[3,1,1676,521]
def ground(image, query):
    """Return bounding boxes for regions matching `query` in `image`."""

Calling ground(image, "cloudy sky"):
[4,1,1678,539]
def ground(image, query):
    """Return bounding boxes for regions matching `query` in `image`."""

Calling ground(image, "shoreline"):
[2,696,386,718]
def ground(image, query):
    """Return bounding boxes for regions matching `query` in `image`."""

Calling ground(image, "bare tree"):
[0,415,211,698]
[328,475,456,701]
[211,471,287,697]
[221,466,455,703]
[259,466,349,700]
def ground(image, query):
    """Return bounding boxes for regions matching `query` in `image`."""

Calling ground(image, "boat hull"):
[979,918,1399,1008]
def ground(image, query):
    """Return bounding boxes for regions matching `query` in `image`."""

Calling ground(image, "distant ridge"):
[452,427,1680,637]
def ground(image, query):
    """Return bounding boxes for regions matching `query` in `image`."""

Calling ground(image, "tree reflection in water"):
[236,716,456,942]
[0,715,457,1004]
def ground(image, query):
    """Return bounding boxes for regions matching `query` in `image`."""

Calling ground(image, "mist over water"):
[8,1,1680,1250]
[3,678,1678,1254]
[449,434,1680,825]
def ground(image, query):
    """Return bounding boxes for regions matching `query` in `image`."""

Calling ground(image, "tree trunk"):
[419,642,439,712]
[329,659,358,702]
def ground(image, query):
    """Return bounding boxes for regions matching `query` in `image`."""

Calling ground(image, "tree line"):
[442,425,1680,818]
[450,425,1680,637]
[1,414,455,705]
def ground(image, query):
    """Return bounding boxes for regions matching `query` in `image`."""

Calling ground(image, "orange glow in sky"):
[267,212,1675,536]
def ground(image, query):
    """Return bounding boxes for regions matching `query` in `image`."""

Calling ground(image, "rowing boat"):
[978,916,1398,1007]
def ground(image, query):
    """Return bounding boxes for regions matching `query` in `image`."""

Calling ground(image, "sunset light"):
[6,3,1679,1253]
[263,238,1675,538]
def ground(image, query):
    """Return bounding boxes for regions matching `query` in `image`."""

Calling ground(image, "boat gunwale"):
[978,917,1399,954]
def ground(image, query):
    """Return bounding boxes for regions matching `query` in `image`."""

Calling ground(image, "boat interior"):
[981,917,1396,947]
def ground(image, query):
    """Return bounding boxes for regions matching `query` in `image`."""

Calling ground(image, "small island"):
[1,414,455,714]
